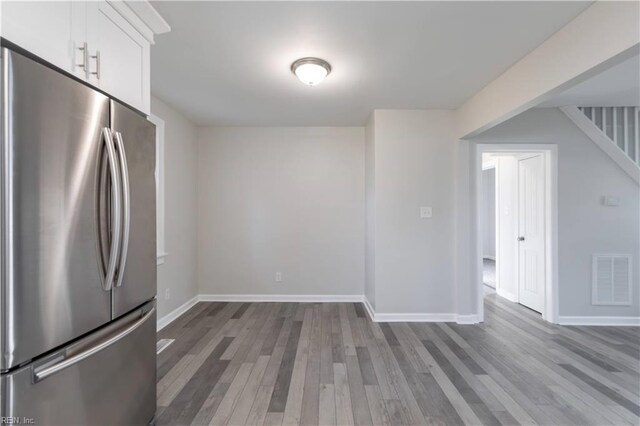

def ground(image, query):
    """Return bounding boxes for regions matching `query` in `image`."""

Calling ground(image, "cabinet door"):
[1,1,86,79]
[86,1,150,113]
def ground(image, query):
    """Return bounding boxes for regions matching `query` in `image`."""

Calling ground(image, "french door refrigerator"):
[1,46,157,425]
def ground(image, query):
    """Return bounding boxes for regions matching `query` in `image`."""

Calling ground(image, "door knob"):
[517,236,525,241]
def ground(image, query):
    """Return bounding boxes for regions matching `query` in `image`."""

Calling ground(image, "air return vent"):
[592,255,632,305]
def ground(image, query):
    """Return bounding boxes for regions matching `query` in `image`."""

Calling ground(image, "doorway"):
[475,145,558,323]
[480,164,496,294]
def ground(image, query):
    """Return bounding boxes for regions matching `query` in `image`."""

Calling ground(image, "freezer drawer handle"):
[114,131,130,288]
[32,307,155,383]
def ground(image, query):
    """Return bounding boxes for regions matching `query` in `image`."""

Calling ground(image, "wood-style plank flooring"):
[156,294,640,425]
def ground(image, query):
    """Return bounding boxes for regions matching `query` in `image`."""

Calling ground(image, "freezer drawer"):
[0,301,156,425]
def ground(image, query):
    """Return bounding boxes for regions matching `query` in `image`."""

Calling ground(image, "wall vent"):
[592,254,632,306]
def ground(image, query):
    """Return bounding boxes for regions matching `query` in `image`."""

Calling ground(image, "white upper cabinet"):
[0,1,169,114]
[1,2,87,79]
[86,1,150,113]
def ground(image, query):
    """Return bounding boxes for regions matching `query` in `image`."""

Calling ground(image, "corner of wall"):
[364,110,377,310]
[453,137,477,318]
[150,94,201,326]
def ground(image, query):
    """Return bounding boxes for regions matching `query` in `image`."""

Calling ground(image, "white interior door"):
[517,154,545,313]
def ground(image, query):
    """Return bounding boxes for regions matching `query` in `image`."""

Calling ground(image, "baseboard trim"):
[157,295,199,331]
[158,295,639,330]
[457,314,481,324]
[157,294,486,330]
[198,294,364,303]
[557,316,640,326]
[362,296,479,323]
[362,297,376,322]
[373,312,458,322]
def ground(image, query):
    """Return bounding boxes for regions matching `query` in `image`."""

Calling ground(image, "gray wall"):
[481,168,496,259]
[368,110,458,314]
[151,96,199,320]
[197,127,365,297]
[472,108,640,317]
[151,100,637,322]
[365,113,376,309]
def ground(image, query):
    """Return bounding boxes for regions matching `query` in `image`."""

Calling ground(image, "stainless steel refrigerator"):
[1,46,157,425]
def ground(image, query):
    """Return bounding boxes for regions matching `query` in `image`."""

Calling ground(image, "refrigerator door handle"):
[113,131,130,288]
[102,127,122,291]
[32,306,155,383]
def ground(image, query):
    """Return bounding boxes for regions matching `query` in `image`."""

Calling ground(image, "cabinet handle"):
[91,50,101,80]
[77,42,88,72]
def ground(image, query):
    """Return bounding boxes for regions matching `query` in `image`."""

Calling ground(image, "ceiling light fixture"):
[291,57,331,86]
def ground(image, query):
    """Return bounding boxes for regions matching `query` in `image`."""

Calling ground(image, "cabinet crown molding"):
[108,0,171,44]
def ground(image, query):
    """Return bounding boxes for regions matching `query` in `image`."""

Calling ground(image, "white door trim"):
[474,144,559,323]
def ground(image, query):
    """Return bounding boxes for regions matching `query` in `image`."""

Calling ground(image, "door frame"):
[474,144,558,323]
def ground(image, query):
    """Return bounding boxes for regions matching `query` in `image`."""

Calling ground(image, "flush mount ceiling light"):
[291,57,331,86]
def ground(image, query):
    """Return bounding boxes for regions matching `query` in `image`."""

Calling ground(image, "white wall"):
[472,108,640,318]
[151,96,200,320]
[197,127,365,297]
[481,168,496,259]
[365,113,376,308]
[369,110,458,314]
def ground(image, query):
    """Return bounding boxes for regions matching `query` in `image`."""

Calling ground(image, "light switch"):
[603,196,620,207]
[420,206,432,218]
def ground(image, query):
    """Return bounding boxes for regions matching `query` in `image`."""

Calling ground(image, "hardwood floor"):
[156,294,640,425]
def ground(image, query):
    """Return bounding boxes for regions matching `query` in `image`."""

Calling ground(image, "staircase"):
[561,106,640,184]
[578,106,639,165]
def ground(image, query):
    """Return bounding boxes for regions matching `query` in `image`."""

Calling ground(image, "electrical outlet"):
[420,206,432,218]
[165,288,170,300]
[275,272,282,282]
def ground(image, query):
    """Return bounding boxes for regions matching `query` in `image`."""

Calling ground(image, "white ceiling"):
[538,54,640,108]
[150,1,592,127]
